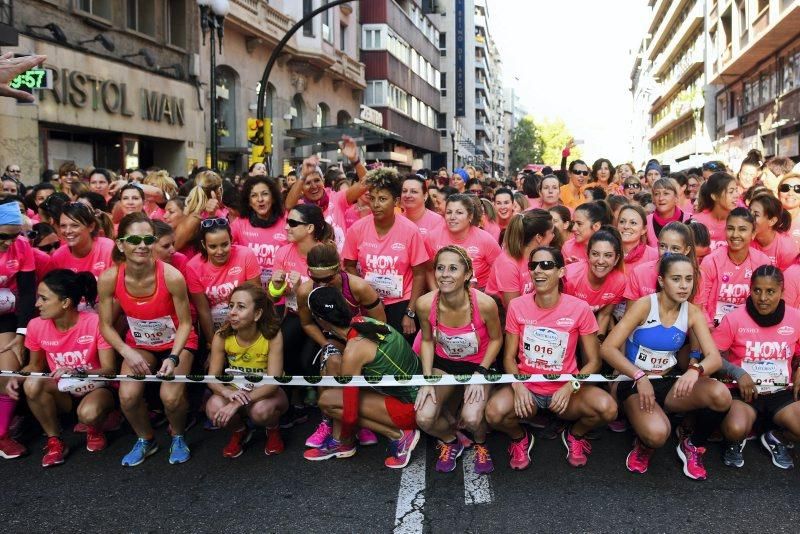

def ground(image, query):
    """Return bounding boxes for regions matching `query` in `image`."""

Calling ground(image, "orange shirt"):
[559,183,586,210]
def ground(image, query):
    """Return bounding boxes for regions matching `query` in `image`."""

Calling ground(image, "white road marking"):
[393,439,427,533]
[462,448,494,505]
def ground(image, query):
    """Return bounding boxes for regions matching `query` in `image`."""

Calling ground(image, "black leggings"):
[280,312,320,376]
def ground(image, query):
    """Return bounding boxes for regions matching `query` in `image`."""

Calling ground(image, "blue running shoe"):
[121,438,158,467]
[169,435,190,465]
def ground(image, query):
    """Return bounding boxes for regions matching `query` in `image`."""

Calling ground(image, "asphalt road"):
[1,408,798,533]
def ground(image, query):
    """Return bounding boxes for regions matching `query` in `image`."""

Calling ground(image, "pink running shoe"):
[305,419,332,448]
[562,429,592,467]
[0,434,26,459]
[507,432,533,470]
[357,428,378,446]
[676,437,707,480]
[625,438,654,474]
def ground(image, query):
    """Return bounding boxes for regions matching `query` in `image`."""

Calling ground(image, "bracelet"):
[570,380,581,393]
[475,366,490,376]
[167,354,180,366]
[632,370,646,383]
[268,280,287,298]
[351,158,361,167]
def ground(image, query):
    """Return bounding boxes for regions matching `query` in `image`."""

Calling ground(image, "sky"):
[489,0,650,164]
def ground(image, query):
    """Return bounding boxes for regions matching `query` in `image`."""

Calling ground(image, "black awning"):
[284,122,402,149]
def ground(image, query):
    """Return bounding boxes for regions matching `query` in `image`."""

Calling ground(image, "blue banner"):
[455,0,465,117]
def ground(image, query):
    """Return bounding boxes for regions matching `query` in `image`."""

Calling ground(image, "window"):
[321,1,332,43]
[755,0,768,15]
[339,23,347,52]
[362,26,385,50]
[303,0,314,37]
[215,66,238,148]
[365,81,388,106]
[315,103,329,128]
[127,0,156,37]
[166,0,186,47]
[291,94,305,129]
[79,0,112,19]
[738,1,747,35]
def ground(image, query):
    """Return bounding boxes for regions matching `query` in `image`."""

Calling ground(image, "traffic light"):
[247,118,265,146]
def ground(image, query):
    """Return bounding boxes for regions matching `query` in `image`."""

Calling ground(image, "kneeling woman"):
[205,284,288,459]
[486,247,617,471]
[98,213,199,467]
[715,266,800,470]
[304,286,422,469]
[7,270,116,467]
[601,254,731,480]
[415,246,502,474]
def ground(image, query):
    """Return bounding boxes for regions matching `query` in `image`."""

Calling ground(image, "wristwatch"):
[688,363,704,376]
[404,308,416,319]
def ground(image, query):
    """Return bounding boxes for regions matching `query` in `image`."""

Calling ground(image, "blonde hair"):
[144,170,178,201]
[184,170,222,215]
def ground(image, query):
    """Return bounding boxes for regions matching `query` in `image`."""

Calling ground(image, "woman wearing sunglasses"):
[97,212,199,467]
[560,160,591,210]
[601,254,730,480]
[415,245,502,474]
[231,176,287,290]
[622,177,643,202]
[185,217,260,344]
[0,201,37,459]
[690,172,739,251]
[776,173,800,250]
[50,202,115,281]
[486,246,617,471]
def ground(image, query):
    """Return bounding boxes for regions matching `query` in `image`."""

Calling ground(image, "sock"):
[0,395,16,437]
[690,407,728,447]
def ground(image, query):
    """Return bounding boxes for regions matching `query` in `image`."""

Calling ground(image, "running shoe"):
[42,436,68,468]
[264,426,285,455]
[0,434,26,459]
[86,427,107,452]
[303,436,357,461]
[562,429,592,467]
[456,430,474,448]
[507,431,534,470]
[760,431,794,469]
[305,418,332,448]
[203,417,220,431]
[608,417,629,433]
[168,435,190,465]
[625,438,654,474]
[222,427,253,458]
[357,428,378,446]
[102,410,125,432]
[385,429,421,469]
[676,437,707,480]
[8,415,24,440]
[723,440,745,468]
[121,438,158,467]
[435,439,464,473]
[473,443,494,474]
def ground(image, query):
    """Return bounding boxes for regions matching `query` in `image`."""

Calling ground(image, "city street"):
[1,410,798,533]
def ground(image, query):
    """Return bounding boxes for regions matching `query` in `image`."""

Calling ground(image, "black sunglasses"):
[38,242,61,253]
[572,170,590,176]
[624,182,642,190]
[528,260,558,271]
[200,217,229,229]
[778,184,800,194]
[287,218,309,228]
[0,232,20,242]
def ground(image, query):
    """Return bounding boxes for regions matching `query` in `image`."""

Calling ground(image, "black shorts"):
[432,355,491,376]
[617,376,678,406]
[732,388,796,420]
[144,347,196,364]
[0,313,16,334]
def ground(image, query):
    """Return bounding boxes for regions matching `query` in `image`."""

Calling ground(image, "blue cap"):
[645,160,662,175]
[453,168,469,182]
[0,202,22,226]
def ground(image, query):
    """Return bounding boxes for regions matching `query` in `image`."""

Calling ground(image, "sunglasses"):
[778,184,800,194]
[200,217,229,229]
[38,242,61,253]
[7,169,20,174]
[118,234,157,246]
[528,260,558,271]
[572,170,590,176]
[624,182,642,190]
[0,232,20,242]
[287,218,309,228]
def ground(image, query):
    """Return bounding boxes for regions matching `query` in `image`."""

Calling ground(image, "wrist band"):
[689,349,703,362]
[570,380,581,393]
[351,158,361,167]
[268,280,286,298]
[167,354,180,366]
[633,370,646,383]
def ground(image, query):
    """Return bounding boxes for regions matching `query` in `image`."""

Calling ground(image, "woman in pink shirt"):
[561,201,611,264]
[426,194,501,292]
[493,188,515,234]
[8,270,117,467]
[716,265,800,470]
[690,172,738,251]
[486,210,555,310]
[88,168,113,202]
[697,208,771,327]
[617,203,659,275]
[173,171,225,253]
[529,175,562,211]
[50,202,115,282]
[152,221,189,272]
[486,246,617,471]
[112,184,146,224]
[749,194,798,270]
[415,246,502,474]
[343,168,429,338]
[230,176,287,289]
[776,173,800,249]
[401,174,444,242]
[479,198,501,241]
[783,263,800,307]
[647,178,689,247]
[548,205,572,246]
[185,218,261,344]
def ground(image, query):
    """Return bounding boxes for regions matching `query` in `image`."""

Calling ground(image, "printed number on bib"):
[58,378,103,397]
[211,303,230,330]
[127,316,177,347]
[365,272,403,299]
[0,288,16,314]
[635,346,677,373]
[436,331,479,359]
[742,360,789,394]
[714,302,739,325]
[522,326,568,371]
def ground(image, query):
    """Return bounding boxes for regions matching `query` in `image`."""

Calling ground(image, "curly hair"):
[365,168,401,198]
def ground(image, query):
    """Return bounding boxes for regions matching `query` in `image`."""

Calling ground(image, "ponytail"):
[751,194,792,233]
[41,269,98,308]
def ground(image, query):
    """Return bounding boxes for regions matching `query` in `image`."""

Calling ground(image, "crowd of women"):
[1,137,800,483]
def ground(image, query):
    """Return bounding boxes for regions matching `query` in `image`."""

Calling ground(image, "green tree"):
[535,118,582,167]
[508,116,544,172]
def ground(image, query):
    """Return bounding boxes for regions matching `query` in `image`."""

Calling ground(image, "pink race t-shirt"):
[0,238,35,311]
[25,311,111,372]
[691,211,728,251]
[302,189,350,251]
[169,251,189,272]
[564,261,626,312]
[624,245,659,279]
[342,215,429,305]
[505,293,598,395]
[230,215,288,288]
[624,259,660,301]
[482,220,501,242]
[697,245,771,326]
[788,218,800,251]
[561,237,588,264]
[751,232,799,270]
[403,209,445,241]
[426,226,501,289]
[272,242,311,312]
[32,247,52,283]
[485,251,533,298]
[49,237,115,280]
[713,305,800,393]
[784,264,800,308]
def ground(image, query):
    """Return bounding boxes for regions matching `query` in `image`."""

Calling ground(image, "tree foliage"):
[535,118,582,167]
[508,117,544,171]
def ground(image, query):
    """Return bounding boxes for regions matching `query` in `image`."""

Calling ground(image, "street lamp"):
[197,0,229,171]
[450,130,456,170]
[691,91,704,158]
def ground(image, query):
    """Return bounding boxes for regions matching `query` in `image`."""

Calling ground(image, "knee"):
[594,394,618,423]
[485,399,506,428]
[249,402,277,425]
[204,396,225,419]
[318,389,341,418]
[118,388,142,411]
[23,378,46,399]
[708,384,732,412]
[721,415,750,441]
[638,422,670,448]
[414,406,438,431]
[77,402,104,425]
[160,390,187,412]
[460,406,485,431]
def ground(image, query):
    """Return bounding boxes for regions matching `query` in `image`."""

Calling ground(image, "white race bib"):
[522,326,568,371]
[714,301,739,325]
[211,303,229,330]
[635,346,677,373]
[436,330,479,359]
[742,360,789,394]
[259,268,272,289]
[58,378,103,397]
[285,292,298,312]
[0,287,15,314]
[365,272,403,299]
[127,315,177,347]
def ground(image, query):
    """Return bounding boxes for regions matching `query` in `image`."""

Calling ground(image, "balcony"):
[476,137,492,157]
[475,98,486,110]
[652,1,703,77]
[229,0,294,45]
[330,49,367,90]
[656,47,703,102]
[649,102,694,140]
[647,0,692,61]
